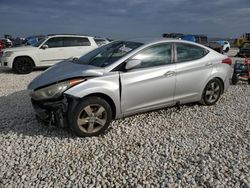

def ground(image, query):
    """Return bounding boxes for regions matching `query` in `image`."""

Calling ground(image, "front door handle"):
[164,71,175,77]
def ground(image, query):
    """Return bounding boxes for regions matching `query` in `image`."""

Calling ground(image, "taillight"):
[222,58,232,66]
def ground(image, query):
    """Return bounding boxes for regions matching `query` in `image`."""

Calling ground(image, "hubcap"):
[77,104,107,134]
[205,82,220,103]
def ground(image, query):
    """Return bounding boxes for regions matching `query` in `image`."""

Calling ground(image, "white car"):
[215,40,230,53]
[0,34,101,74]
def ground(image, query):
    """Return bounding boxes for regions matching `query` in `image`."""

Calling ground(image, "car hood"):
[28,61,104,90]
[3,46,35,52]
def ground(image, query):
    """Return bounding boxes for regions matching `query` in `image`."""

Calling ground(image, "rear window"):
[94,39,108,46]
[176,43,208,63]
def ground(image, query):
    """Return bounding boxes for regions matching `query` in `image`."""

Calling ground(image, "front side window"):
[44,37,63,48]
[131,43,172,69]
[176,43,208,63]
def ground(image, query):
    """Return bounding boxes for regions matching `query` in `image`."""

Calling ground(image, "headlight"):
[4,51,13,57]
[30,79,85,100]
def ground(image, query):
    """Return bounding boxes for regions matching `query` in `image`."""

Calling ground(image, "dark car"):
[237,43,250,57]
[0,38,12,48]
[208,41,223,54]
[181,34,223,53]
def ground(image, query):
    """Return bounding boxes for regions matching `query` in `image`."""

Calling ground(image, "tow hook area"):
[32,97,69,128]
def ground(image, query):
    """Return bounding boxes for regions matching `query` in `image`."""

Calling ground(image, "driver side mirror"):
[41,44,48,49]
[125,59,141,70]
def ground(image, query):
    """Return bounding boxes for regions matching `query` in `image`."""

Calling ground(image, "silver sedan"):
[28,39,232,137]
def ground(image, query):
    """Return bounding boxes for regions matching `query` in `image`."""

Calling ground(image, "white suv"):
[0,34,101,74]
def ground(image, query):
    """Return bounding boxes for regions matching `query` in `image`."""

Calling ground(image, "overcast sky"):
[0,0,250,40]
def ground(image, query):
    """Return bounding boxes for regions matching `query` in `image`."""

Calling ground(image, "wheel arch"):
[82,93,117,119]
[200,75,225,101]
[13,56,36,68]
[214,77,224,93]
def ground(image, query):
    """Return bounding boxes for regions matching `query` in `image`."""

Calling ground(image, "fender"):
[64,72,122,118]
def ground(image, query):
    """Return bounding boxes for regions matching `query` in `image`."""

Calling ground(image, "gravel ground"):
[0,67,249,187]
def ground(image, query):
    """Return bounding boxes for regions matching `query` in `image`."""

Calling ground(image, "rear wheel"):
[200,78,223,105]
[13,57,34,74]
[70,96,112,137]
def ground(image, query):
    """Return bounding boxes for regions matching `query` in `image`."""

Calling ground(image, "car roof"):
[47,34,92,38]
[145,38,209,47]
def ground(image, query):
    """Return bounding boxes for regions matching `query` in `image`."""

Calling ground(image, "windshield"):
[77,41,143,67]
[33,37,47,47]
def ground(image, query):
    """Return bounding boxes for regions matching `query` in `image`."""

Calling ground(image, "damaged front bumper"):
[31,96,75,128]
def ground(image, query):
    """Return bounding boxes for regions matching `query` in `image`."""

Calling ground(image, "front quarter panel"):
[64,72,121,118]
[5,49,39,68]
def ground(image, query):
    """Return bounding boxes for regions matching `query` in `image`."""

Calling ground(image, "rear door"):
[63,37,96,58]
[120,43,176,114]
[174,42,212,103]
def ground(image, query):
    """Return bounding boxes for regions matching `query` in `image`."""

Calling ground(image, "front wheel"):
[200,78,223,105]
[69,96,112,137]
[13,57,34,74]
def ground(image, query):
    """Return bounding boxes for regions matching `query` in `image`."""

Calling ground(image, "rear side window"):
[176,43,208,63]
[63,37,91,47]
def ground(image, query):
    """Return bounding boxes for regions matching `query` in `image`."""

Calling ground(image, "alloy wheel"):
[77,104,107,134]
[205,81,221,103]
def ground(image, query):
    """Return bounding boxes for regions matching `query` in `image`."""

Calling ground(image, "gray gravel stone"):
[0,67,249,187]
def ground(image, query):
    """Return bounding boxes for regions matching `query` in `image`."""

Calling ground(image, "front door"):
[36,37,67,66]
[120,43,176,114]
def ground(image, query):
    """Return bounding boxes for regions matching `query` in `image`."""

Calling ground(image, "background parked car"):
[168,34,224,53]
[0,38,13,48]
[208,41,223,53]
[0,34,103,74]
[215,40,230,52]
[24,35,46,46]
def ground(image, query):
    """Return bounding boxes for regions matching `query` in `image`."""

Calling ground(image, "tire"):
[69,96,112,137]
[248,79,250,85]
[13,57,34,74]
[232,73,238,85]
[224,47,229,53]
[200,78,223,106]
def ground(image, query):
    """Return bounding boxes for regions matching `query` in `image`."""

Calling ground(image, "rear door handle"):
[164,71,175,77]
[205,62,213,66]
